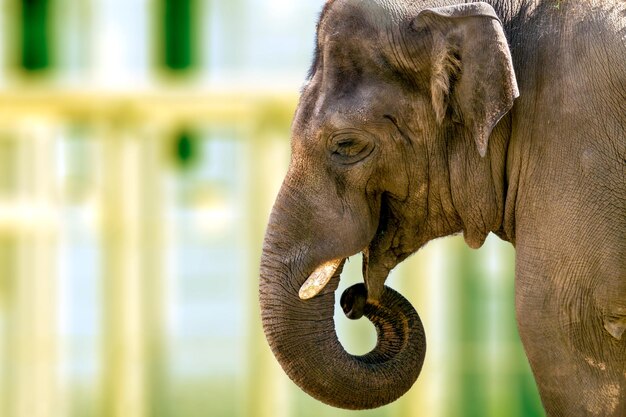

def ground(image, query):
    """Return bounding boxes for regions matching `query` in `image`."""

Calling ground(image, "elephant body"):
[260,1,626,415]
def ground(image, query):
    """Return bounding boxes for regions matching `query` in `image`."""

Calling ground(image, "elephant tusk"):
[299,258,343,300]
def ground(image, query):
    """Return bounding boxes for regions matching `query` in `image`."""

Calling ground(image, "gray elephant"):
[259,0,626,415]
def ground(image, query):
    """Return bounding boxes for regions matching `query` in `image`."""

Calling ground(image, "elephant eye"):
[335,138,365,156]
[329,133,375,164]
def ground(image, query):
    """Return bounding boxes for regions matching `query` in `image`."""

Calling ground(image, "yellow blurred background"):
[0,1,544,416]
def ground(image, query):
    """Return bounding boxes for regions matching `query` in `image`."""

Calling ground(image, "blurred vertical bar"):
[100,127,146,417]
[0,237,14,417]
[162,0,195,70]
[20,0,51,70]
[0,133,16,417]
[435,238,464,417]
[244,119,291,417]
[13,123,61,417]
[139,127,168,417]
[483,237,516,417]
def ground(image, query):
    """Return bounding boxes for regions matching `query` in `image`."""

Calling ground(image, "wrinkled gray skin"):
[259,0,626,415]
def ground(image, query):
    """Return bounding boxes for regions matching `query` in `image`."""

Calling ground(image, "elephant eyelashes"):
[329,133,375,164]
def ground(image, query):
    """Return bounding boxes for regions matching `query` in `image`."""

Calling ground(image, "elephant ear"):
[412,2,519,157]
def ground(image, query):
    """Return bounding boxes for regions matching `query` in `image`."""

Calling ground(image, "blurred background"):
[0,1,545,416]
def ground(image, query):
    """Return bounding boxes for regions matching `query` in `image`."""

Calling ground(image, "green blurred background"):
[0,1,544,416]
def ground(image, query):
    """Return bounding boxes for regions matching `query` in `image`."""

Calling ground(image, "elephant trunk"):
[259,205,427,409]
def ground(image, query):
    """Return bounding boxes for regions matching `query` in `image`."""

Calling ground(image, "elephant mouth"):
[299,195,397,301]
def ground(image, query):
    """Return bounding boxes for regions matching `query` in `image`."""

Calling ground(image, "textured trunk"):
[259,210,427,409]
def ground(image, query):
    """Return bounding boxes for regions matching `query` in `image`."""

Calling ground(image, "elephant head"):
[260,0,518,409]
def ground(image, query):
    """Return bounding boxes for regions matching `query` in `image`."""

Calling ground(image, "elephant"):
[259,0,626,415]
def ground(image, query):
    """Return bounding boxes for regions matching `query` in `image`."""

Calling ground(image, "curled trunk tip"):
[260,259,427,410]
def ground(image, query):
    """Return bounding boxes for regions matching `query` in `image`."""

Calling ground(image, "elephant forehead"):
[297,100,379,138]
[295,78,383,129]
[315,1,401,65]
